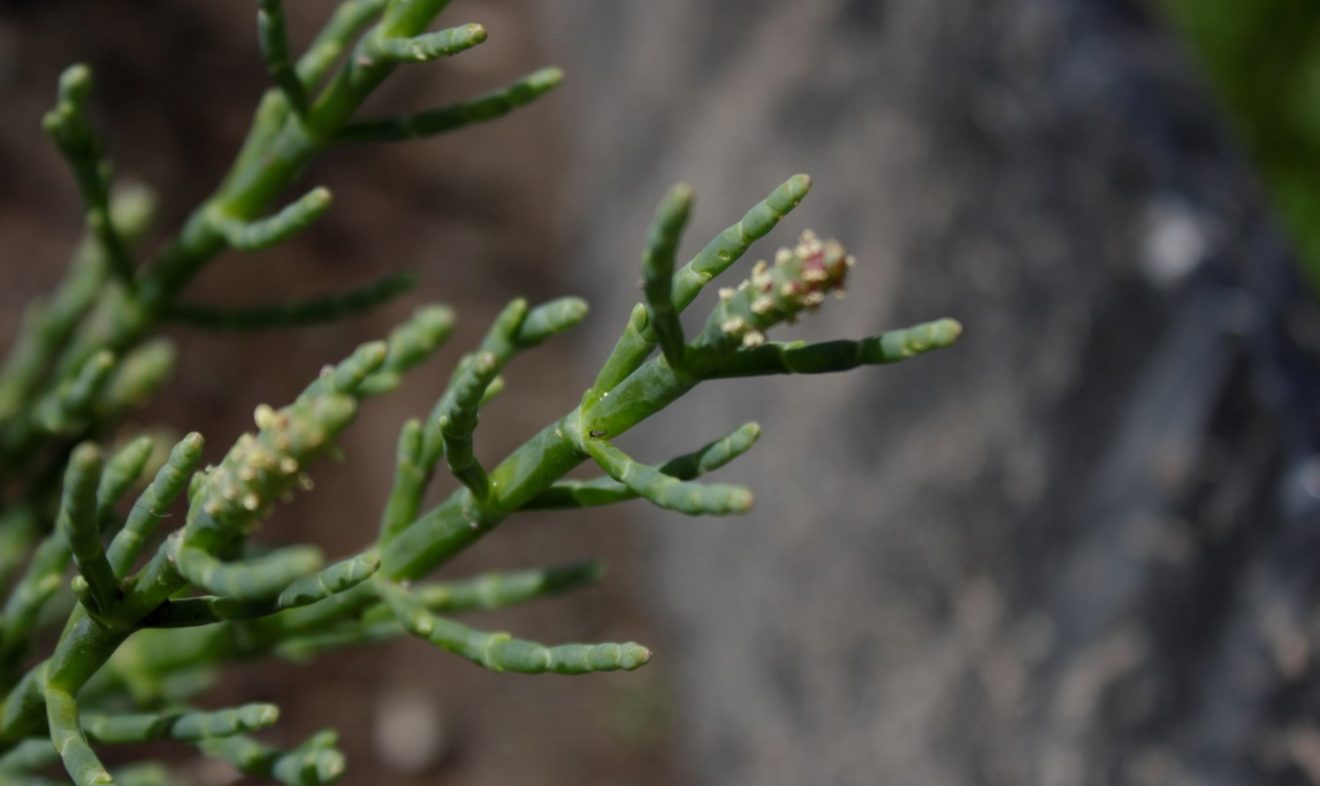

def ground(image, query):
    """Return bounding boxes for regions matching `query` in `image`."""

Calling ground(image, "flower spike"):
[694,229,852,353]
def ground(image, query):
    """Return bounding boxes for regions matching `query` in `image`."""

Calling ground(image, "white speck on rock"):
[1140,198,1206,288]
[374,689,446,774]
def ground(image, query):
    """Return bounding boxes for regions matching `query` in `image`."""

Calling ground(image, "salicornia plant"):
[0,2,961,784]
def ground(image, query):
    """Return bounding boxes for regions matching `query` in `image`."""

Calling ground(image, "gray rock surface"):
[542,1,1320,783]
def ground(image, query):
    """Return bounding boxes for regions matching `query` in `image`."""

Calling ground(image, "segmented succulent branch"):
[0,2,962,784]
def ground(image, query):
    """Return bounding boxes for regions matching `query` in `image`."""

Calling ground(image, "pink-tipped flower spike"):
[697,229,854,351]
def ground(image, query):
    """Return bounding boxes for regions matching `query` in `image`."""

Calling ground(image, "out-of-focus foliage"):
[1160,0,1320,284]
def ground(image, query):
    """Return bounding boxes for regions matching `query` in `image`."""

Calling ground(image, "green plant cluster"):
[0,2,960,784]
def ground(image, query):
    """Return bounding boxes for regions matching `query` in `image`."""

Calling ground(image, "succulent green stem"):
[691,319,964,378]
[584,439,753,515]
[438,352,499,498]
[200,730,344,786]
[31,351,115,439]
[166,272,415,332]
[379,419,425,543]
[96,340,176,421]
[59,445,119,616]
[143,553,379,627]
[94,437,153,532]
[81,703,279,744]
[412,561,603,613]
[296,0,387,86]
[257,0,308,116]
[357,305,456,396]
[174,547,325,605]
[106,433,204,577]
[642,184,693,369]
[336,67,564,142]
[208,187,333,252]
[376,580,649,674]
[367,23,487,63]
[0,184,152,422]
[42,65,135,288]
[526,422,760,509]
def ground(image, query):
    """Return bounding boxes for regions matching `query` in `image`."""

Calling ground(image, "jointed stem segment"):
[208,187,333,252]
[584,439,753,516]
[59,445,118,616]
[380,419,426,543]
[32,351,115,438]
[296,0,387,86]
[200,730,344,786]
[336,67,565,142]
[438,351,499,498]
[692,319,964,378]
[642,184,693,369]
[0,182,155,425]
[526,422,760,510]
[413,561,603,613]
[93,438,153,532]
[106,433,203,577]
[376,580,649,674]
[166,272,417,332]
[367,23,487,63]
[174,546,324,605]
[257,0,308,116]
[43,66,135,289]
[143,553,379,627]
[82,703,279,744]
[358,305,456,396]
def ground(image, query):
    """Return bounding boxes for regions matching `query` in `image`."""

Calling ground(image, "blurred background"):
[4,0,1320,784]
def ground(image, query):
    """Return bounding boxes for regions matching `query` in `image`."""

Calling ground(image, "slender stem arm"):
[166,272,415,332]
[642,184,693,369]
